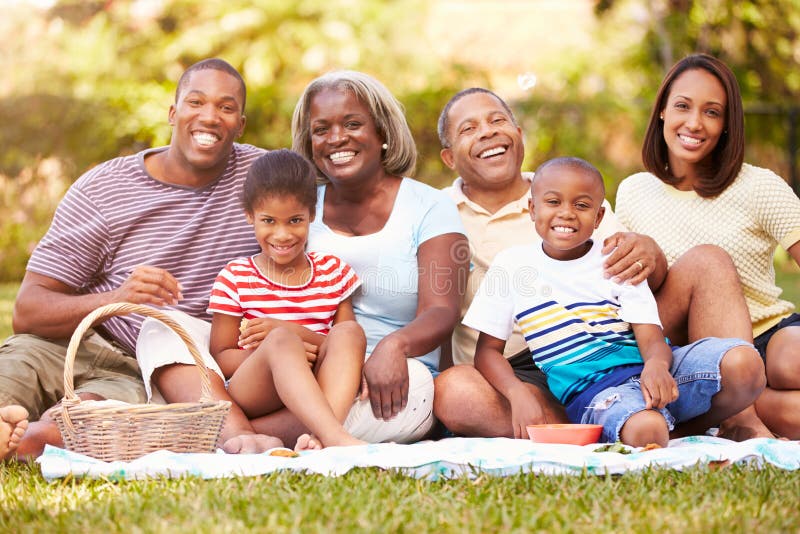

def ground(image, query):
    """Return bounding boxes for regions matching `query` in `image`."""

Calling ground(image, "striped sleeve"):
[334,257,360,301]
[208,262,245,317]
[312,253,361,300]
[26,182,111,289]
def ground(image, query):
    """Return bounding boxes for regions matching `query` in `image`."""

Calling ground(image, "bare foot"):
[718,410,775,441]
[1,405,29,460]
[294,433,322,452]
[294,433,366,451]
[222,433,283,454]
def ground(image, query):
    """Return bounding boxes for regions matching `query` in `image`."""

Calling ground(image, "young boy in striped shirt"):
[464,157,764,447]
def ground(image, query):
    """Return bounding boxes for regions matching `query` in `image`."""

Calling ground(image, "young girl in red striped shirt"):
[208,149,366,449]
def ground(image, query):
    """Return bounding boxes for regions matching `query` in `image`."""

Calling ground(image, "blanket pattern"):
[38,436,800,481]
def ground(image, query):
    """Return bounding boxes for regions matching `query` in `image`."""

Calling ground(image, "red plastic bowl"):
[526,424,603,445]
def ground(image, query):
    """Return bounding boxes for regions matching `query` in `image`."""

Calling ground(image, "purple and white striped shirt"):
[27,143,265,354]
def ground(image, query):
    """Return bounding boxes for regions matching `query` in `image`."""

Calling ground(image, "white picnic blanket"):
[38,436,800,481]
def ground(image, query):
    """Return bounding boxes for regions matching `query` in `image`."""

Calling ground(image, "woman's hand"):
[362,334,410,420]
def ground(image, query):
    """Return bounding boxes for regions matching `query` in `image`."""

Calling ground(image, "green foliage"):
[0,0,460,177]
[1,462,800,532]
[1,1,799,281]
[594,0,800,178]
[0,163,70,282]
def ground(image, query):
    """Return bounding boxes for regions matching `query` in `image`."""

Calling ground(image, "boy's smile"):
[529,165,605,261]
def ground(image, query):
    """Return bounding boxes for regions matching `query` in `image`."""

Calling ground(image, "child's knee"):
[329,321,366,347]
[263,326,301,347]
[720,345,766,398]
[619,409,669,448]
[256,327,305,363]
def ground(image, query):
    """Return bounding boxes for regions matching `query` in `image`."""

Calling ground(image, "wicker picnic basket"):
[52,302,231,461]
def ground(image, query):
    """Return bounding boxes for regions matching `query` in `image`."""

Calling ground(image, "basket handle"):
[63,302,216,404]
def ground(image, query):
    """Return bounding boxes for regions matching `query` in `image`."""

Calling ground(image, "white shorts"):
[342,358,435,444]
[136,310,225,404]
[135,310,435,443]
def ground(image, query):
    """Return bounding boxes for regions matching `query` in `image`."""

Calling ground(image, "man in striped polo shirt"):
[0,58,281,460]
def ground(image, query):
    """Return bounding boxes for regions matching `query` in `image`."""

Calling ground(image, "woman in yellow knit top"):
[616,53,800,439]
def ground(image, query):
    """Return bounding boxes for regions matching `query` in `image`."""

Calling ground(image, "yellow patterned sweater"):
[616,163,800,336]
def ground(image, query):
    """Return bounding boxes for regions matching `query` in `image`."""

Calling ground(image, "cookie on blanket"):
[268,447,299,458]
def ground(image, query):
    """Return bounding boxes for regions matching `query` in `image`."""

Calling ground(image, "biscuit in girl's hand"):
[239,318,249,334]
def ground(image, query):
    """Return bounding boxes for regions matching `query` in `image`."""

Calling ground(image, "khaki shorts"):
[0,331,147,420]
[137,310,435,443]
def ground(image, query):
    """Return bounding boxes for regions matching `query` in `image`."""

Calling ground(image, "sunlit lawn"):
[1,274,800,532]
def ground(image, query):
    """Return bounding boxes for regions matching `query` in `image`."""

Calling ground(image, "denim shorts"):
[579,337,752,443]
[753,313,800,360]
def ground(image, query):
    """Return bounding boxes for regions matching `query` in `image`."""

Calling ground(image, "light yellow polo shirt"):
[445,173,626,365]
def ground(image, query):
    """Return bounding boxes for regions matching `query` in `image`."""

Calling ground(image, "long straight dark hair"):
[641,54,744,198]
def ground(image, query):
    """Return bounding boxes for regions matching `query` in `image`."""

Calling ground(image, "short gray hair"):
[291,70,417,179]
[437,87,518,148]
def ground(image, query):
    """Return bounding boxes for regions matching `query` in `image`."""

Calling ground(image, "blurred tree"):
[595,0,800,102]
[1,0,798,281]
[0,0,473,280]
[593,0,800,187]
[0,0,473,179]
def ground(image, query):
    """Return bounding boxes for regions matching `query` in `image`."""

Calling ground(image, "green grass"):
[2,275,800,533]
[1,462,799,533]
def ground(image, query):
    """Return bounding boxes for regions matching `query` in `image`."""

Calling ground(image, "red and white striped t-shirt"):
[207,251,360,335]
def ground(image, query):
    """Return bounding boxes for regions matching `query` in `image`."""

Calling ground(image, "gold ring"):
[634,260,644,271]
